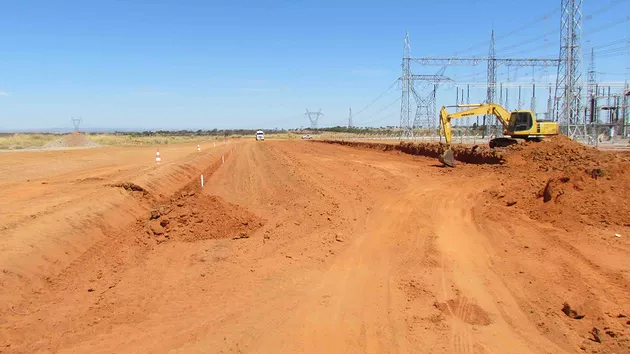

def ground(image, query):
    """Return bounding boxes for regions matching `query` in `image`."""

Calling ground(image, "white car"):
[301,134,313,139]
[256,130,264,141]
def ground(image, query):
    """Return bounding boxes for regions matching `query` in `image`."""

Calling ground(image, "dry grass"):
[0,134,60,150]
[0,132,303,150]
[265,133,301,140]
[87,134,221,146]
[90,132,302,145]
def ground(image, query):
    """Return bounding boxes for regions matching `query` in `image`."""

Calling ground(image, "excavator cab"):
[508,112,534,133]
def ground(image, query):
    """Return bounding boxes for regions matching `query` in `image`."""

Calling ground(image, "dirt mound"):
[43,133,99,149]
[142,190,264,243]
[486,135,630,228]
[321,136,630,229]
[320,140,505,165]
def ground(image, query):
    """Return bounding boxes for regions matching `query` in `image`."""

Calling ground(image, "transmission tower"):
[408,70,451,131]
[304,109,323,129]
[413,40,559,138]
[400,31,413,138]
[547,86,554,120]
[531,84,537,114]
[587,48,596,99]
[486,30,497,136]
[555,0,584,139]
[71,117,82,132]
[348,107,353,128]
[587,48,597,123]
[530,66,537,114]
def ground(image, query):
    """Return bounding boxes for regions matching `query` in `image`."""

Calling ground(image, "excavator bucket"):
[438,148,456,168]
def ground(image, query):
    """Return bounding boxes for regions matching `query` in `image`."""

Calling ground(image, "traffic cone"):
[155,148,162,164]
[197,144,201,152]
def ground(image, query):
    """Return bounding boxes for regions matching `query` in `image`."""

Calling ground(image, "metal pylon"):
[555,0,585,140]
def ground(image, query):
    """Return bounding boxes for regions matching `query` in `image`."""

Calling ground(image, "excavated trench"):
[318,140,505,165]
[127,151,264,244]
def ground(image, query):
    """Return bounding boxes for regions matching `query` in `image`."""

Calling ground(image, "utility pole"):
[555,0,584,140]
[304,109,323,129]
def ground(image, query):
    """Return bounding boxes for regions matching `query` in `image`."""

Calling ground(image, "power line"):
[496,28,558,54]
[354,97,401,126]
[450,70,486,81]
[352,79,398,117]
[597,71,630,75]
[444,7,559,57]
[584,0,630,21]
[496,7,560,41]
[259,115,304,127]
[355,111,399,127]
[317,79,398,128]
[592,37,630,49]
[502,39,558,57]
[598,49,628,58]
[584,16,630,38]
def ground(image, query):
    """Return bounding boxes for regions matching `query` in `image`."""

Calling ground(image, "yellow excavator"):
[438,103,559,167]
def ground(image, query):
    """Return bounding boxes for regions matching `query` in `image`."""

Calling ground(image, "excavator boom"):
[439,104,512,145]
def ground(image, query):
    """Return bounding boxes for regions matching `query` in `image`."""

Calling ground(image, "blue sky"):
[0,0,628,131]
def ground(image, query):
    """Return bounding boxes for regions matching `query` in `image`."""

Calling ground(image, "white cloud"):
[0,91,9,97]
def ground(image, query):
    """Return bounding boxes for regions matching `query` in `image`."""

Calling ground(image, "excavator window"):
[509,112,533,132]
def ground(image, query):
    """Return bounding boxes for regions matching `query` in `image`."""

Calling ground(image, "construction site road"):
[0,140,628,353]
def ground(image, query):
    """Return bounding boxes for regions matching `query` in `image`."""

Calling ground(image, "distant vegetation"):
[102,129,293,137]
[0,124,496,150]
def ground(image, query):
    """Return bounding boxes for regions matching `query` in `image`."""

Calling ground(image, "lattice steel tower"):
[400,31,413,138]
[555,0,584,139]
[304,109,323,129]
[486,30,497,136]
[587,48,597,123]
[410,69,450,131]
[348,108,353,128]
[71,117,82,132]
[587,48,596,99]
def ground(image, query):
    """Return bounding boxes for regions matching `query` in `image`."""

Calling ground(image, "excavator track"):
[489,137,518,148]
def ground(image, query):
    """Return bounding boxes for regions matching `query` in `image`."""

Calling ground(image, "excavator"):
[438,103,559,167]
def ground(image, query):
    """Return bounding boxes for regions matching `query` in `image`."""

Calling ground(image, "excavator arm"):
[439,104,512,145]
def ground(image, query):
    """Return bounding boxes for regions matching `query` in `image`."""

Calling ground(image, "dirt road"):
[1,140,628,353]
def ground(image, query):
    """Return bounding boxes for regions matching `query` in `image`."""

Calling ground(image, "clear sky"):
[0,0,628,131]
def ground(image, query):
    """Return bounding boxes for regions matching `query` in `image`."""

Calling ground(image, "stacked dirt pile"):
[43,133,99,149]
[321,140,504,165]
[143,190,264,243]
[485,135,630,228]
